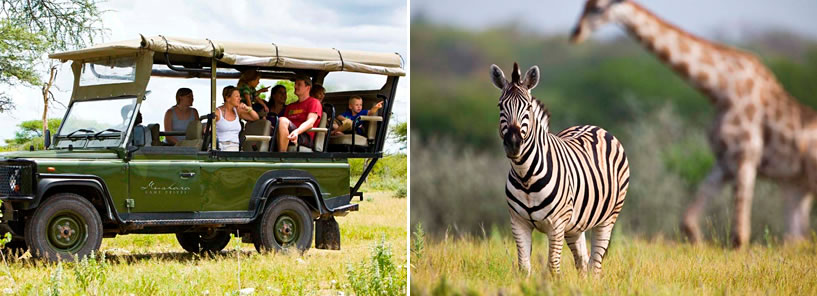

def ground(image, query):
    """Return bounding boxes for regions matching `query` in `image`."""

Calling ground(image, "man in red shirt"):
[277,76,322,152]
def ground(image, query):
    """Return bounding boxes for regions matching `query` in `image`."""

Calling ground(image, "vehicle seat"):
[242,119,271,152]
[329,115,382,148]
[287,111,329,152]
[175,121,202,148]
[147,124,161,146]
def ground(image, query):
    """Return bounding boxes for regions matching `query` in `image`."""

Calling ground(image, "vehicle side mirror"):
[44,129,51,149]
[132,126,146,146]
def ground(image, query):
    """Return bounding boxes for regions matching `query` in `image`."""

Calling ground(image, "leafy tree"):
[390,121,407,150]
[275,80,299,104]
[4,119,61,147]
[1,0,105,142]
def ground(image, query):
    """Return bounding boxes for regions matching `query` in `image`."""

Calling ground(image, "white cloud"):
[0,0,407,151]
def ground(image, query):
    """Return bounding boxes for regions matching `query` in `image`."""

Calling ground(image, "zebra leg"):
[590,223,615,275]
[565,232,589,274]
[546,229,565,275]
[783,185,813,242]
[681,165,726,244]
[732,160,758,249]
[510,214,534,276]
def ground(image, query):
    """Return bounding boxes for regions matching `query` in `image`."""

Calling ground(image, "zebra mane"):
[532,96,551,129]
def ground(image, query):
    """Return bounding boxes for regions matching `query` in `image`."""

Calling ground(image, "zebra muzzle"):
[503,125,522,157]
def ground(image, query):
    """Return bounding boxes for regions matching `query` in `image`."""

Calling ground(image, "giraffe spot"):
[730,114,741,126]
[678,40,691,54]
[745,104,757,120]
[657,46,671,62]
[718,75,727,90]
[700,52,714,66]
[695,71,710,84]
[672,62,690,77]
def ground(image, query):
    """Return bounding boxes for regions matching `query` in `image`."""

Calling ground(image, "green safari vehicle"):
[0,35,405,261]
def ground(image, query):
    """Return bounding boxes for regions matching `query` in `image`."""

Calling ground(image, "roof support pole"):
[211,58,217,150]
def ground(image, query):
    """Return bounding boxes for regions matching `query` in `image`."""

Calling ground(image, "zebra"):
[491,62,630,276]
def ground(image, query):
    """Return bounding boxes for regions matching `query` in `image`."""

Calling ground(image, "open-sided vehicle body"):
[0,35,404,260]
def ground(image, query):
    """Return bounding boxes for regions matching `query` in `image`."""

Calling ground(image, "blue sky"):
[0,0,408,149]
[412,0,817,40]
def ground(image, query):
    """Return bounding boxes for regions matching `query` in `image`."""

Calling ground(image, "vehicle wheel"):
[253,195,313,253]
[24,193,103,261]
[176,231,231,253]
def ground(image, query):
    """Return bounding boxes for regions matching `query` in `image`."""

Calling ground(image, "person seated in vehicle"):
[215,86,259,151]
[331,95,383,136]
[276,76,322,152]
[163,88,199,145]
[237,69,270,113]
[311,84,326,102]
[265,84,288,119]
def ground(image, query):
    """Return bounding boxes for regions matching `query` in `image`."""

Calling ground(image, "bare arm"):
[287,112,319,142]
[238,103,259,121]
[164,109,177,144]
[368,100,384,115]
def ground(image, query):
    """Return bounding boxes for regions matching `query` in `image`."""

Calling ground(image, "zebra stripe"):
[492,63,630,276]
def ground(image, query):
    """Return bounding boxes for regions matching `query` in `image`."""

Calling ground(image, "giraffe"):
[569,0,817,248]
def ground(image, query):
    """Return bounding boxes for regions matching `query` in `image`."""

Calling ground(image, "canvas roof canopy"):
[49,35,405,76]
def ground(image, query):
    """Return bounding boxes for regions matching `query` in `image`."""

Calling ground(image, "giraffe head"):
[491,62,540,158]
[570,0,628,44]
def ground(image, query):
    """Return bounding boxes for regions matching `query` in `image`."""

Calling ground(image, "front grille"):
[0,161,35,197]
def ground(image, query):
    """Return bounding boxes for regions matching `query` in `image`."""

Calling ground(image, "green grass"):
[351,153,407,196]
[410,231,817,295]
[0,192,406,295]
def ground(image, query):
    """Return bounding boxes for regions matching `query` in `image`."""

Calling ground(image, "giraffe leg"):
[783,185,813,242]
[681,165,726,244]
[565,231,589,274]
[732,160,758,249]
[546,229,565,275]
[590,223,616,275]
[510,214,534,276]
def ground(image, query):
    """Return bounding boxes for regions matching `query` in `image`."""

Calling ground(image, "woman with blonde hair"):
[163,87,199,145]
[237,69,270,113]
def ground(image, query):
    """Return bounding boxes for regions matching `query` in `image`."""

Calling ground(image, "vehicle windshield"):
[55,97,137,149]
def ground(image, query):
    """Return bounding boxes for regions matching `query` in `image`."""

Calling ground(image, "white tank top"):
[216,107,241,143]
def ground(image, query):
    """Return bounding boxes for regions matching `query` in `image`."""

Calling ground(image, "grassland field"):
[410,230,817,296]
[0,192,407,295]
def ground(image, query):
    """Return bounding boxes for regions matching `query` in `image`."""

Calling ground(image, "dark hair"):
[238,69,261,85]
[294,75,312,87]
[222,85,238,102]
[175,87,193,104]
[271,84,286,94]
[310,84,325,97]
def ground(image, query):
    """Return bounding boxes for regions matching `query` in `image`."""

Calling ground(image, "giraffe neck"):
[611,1,728,105]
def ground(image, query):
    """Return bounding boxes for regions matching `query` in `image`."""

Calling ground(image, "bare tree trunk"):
[41,64,58,145]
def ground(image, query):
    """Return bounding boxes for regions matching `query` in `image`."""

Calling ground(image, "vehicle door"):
[127,147,203,213]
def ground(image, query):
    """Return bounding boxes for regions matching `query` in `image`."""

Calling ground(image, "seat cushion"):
[329,134,368,147]
[242,119,271,151]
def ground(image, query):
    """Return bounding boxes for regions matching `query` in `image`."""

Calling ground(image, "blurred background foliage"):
[410,20,817,242]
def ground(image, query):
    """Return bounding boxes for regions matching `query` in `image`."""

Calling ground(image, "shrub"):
[346,237,407,295]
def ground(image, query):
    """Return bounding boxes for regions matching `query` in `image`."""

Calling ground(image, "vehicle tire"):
[176,231,231,253]
[24,193,103,262]
[253,195,313,253]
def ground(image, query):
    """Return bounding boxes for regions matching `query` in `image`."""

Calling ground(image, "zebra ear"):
[490,64,507,89]
[523,66,540,90]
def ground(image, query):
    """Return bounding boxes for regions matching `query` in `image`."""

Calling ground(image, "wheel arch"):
[33,177,118,223]
[250,170,327,219]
